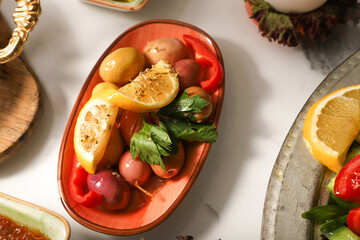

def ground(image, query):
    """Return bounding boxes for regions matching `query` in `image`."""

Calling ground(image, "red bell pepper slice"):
[71,163,102,208]
[183,34,223,93]
[348,207,360,236]
[334,154,360,205]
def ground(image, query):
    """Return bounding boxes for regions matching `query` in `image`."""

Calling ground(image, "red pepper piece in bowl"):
[71,163,102,208]
[183,34,223,94]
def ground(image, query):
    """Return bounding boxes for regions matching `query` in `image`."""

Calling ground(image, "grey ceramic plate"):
[261,50,360,240]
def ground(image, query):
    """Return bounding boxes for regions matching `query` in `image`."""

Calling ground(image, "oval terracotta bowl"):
[57,19,225,236]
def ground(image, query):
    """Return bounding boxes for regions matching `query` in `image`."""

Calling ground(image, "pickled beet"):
[87,169,130,211]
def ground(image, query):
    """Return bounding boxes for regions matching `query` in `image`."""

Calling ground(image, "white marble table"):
[0,0,359,239]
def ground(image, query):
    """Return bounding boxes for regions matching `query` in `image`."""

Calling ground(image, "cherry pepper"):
[334,154,360,204]
[183,34,224,93]
[71,163,102,208]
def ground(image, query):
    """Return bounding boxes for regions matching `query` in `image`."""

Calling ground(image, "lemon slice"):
[93,60,179,113]
[74,98,118,174]
[303,84,360,173]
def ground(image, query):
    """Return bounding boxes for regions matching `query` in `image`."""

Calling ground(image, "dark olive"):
[185,86,213,123]
[174,59,202,91]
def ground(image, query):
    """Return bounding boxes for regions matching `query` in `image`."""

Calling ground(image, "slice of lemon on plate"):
[93,60,179,113]
[74,98,118,174]
[303,84,360,173]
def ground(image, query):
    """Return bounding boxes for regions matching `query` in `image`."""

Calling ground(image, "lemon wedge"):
[74,98,118,174]
[303,84,360,173]
[93,60,179,113]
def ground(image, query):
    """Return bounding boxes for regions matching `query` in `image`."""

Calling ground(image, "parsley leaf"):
[129,91,218,169]
[158,90,209,121]
[130,119,173,169]
[161,117,218,143]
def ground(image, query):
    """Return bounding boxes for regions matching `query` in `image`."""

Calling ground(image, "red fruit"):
[334,154,360,204]
[348,207,360,237]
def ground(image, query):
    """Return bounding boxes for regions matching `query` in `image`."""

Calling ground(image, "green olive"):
[185,86,213,123]
[99,47,146,86]
[91,82,119,96]
[97,126,124,169]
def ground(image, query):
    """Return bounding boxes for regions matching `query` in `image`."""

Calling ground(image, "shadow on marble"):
[302,23,360,76]
[129,37,270,239]
[0,2,74,178]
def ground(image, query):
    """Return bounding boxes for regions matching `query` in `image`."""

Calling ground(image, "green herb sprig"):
[158,89,209,122]
[130,120,173,170]
[130,93,218,169]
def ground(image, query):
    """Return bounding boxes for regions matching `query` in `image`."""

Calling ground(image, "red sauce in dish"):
[0,215,50,240]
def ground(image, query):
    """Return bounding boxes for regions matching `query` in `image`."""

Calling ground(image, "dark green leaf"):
[130,120,173,170]
[302,205,348,223]
[187,95,209,113]
[130,133,162,164]
[158,90,209,122]
[143,121,172,154]
[161,117,218,143]
[158,120,168,131]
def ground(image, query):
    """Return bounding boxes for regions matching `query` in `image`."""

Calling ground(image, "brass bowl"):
[0,0,41,63]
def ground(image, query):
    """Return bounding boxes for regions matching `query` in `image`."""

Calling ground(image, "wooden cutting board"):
[0,13,43,163]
